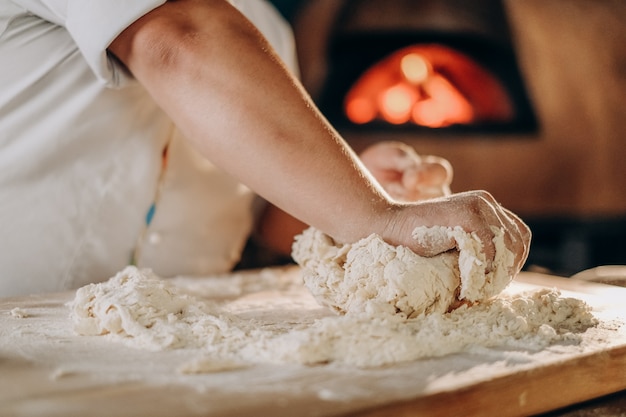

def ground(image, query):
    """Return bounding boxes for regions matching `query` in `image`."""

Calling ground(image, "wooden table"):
[1,267,626,417]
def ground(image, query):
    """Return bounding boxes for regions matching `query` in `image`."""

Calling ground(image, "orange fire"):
[344,45,514,128]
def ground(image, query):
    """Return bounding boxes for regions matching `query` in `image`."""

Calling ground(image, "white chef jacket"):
[0,0,298,296]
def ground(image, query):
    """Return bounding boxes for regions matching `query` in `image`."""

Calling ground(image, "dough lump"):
[291,225,515,318]
[68,267,242,351]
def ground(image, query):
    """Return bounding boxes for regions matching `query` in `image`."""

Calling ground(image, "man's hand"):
[381,190,531,276]
[359,141,452,202]
[360,143,530,276]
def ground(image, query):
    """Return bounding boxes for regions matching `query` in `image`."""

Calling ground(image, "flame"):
[378,83,417,124]
[345,97,376,124]
[344,45,514,127]
[400,53,430,84]
[412,75,474,127]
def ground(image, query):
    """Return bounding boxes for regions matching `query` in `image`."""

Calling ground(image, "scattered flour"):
[255,287,596,367]
[68,257,598,370]
[10,307,29,318]
[69,267,247,352]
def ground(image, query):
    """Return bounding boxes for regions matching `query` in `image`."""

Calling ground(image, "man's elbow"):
[108,0,251,78]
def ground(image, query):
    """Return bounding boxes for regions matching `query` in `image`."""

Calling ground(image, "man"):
[0,0,530,296]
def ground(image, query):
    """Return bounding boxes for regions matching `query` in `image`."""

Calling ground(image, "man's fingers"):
[502,207,532,270]
[410,228,457,257]
[477,192,531,275]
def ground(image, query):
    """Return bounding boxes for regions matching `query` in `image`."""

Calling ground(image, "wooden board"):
[1,267,626,417]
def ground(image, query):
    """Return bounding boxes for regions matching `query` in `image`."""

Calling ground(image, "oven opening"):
[344,44,514,128]
[318,32,537,134]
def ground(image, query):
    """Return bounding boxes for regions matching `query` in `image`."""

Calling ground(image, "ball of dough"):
[292,226,515,318]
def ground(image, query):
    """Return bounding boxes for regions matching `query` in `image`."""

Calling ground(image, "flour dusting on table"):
[69,259,597,369]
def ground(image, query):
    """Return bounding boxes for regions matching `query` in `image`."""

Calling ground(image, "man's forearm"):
[108,0,397,244]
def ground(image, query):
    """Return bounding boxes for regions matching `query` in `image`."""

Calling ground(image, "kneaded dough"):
[69,267,241,351]
[291,225,515,318]
[65,227,599,369]
[67,266,597,368]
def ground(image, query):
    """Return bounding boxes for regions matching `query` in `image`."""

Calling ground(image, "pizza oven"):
[311,0,537,134]
[265,0,626,276]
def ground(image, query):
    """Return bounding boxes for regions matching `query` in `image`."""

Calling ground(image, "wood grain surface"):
[1,267,625,417]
